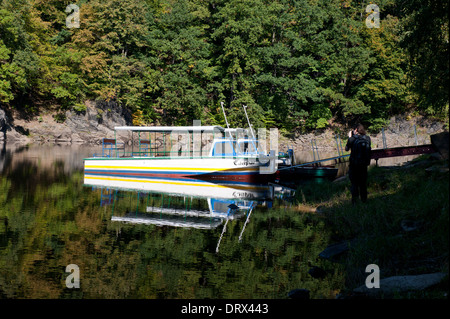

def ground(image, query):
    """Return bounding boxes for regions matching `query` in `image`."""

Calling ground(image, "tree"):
[0,5,39,105]
[400,0,449,113]
[210,0,276,128]
[357,13,414,131]
[145,0,212,125]
[1,0,446,131]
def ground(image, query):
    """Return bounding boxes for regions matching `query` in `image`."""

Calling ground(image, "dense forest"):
[0,0,448,132]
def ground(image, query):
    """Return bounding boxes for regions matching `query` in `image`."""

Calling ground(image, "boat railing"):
[93,135,269,159]
[93,138,126,158]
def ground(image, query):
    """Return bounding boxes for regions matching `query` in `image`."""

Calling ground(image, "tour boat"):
[83,125,278,188]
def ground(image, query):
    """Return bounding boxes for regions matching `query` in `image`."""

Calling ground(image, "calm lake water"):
[5,143,404,299]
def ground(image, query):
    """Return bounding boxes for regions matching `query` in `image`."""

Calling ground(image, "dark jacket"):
[345,134,372,166]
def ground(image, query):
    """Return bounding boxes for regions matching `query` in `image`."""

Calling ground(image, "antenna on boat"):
[220,102,233,139]
[243,105,256,139]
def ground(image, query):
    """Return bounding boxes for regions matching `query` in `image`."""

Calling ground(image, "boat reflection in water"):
[84,173,294,252]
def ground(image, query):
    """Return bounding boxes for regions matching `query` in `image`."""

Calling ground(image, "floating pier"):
[276,142,439,184]
[371,144,436,163]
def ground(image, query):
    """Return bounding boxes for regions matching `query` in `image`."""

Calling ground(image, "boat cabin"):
[209,138,260,157]
[98,125,264,159]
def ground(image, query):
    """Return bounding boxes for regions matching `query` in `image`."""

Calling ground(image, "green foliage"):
[0,8,30,102]
[400,0,449,113]
[72,103,86,113]
[0,0,447,130]
[53,112,66,123]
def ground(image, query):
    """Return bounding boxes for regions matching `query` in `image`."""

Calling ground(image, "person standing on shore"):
[345,123,372,204]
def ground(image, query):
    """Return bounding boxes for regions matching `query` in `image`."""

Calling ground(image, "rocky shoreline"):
[1,101,448,150]
[279,117,447,152]
[0,101,132,145]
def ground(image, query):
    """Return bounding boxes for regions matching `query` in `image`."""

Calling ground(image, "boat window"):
[237,140,257,154]
[212,141,236,157]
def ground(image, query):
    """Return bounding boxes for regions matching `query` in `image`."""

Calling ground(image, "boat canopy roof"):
[114,126,225,132]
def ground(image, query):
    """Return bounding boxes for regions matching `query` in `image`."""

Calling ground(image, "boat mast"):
[242,105,256,139]
[220,102,233,139]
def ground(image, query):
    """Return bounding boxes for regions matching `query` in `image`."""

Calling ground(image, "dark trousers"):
[349,164,368,204]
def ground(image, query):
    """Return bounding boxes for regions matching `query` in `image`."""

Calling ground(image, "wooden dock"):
[371,144,436,161]
[276,143,439,183]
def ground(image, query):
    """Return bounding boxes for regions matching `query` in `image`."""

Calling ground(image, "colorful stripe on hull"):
[84,169,270,183]
[83,157,271,183]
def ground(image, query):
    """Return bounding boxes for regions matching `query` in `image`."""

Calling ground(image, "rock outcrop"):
[0,107,31,143]
[430,131,449,160]
[4,100,132,145]
[280,115,447,153]
[353,272,447,296]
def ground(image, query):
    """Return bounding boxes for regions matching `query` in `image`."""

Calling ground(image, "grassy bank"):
[294,155,449,298]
